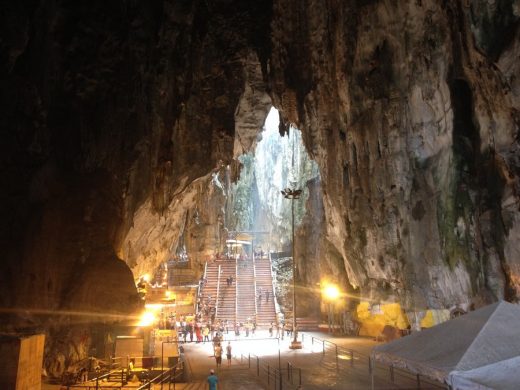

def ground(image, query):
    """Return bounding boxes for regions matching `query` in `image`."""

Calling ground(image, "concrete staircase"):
[236,258,256,323]
[216,260,237,323]
[198,256,276,327]
[199,263,219,322]
[254,256,277,326]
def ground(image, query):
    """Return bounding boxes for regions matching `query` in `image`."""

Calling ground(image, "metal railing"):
[268,252,282,323]
[234,256,238,323]
[65,370,122,390]
[240,353,302,390]
[215,264,221,319]
[195,262,208,314]
[301,334,446,389]
[136,361,184,390]
[253,250,258,320]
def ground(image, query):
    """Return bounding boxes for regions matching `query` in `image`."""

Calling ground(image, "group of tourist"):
[268,320,294,339]
[174,317,259,343]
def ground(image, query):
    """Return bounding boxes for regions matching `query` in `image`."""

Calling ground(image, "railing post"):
[216,264,221,319]
[335,344,339,370]
[249,353,251,369]
[279,368,283,390]
[390,364,395,383]
[267,365,270,384]
[417,373,421,388]
[350,350,354,367]
[368,357,372,374]
[311,336,314,346]
[299,368,302,386]
[122,368,124,385]
[257,357,260,376]
[322,340,325,356]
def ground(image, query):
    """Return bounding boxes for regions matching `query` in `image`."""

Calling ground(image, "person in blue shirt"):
[207,369,218,390]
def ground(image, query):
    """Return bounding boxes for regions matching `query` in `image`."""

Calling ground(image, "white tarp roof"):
[447,355,520,390]
[372,301,520,383]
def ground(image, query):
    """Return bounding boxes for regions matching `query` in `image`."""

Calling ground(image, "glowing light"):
[138,311,156,327]
[323,284,340,300]
[144,303,164,310]
[142,274,150,282]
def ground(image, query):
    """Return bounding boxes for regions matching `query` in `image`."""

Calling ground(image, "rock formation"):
[1,0,519,372]
[270,0,520,311]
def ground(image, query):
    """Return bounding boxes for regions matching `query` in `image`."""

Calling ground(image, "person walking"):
[203,325,210,343]
[214,343,223,368]
[195,323,202,343]
[187,322,194,342]
[207,369,218,390]
[265,289,270,302]
[226,341,232,366]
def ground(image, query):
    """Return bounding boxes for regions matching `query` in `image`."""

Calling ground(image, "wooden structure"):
[0,333,45,390]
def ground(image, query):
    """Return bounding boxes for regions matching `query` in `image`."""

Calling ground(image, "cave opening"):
[227,107,320,253]
[136,106,323,326]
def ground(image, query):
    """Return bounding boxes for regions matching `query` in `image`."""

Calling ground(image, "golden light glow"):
[323,284,340,300]
[144,303,163,310]
[138,311,156,327]
[142,274,150,282]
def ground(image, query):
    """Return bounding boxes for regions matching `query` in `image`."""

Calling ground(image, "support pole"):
[371,358,374,390]
[161,341,164,390]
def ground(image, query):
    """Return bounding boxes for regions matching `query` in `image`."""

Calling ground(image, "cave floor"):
[42,330,443,389]
[178,330,444,389]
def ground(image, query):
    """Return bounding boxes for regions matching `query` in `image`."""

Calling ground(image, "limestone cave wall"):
[1,0,520,374]
[0,0,271,374]
[270,0,520,310]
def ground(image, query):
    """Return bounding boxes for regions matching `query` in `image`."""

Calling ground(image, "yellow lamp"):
[323,284,340,300]
[138,311,156,327]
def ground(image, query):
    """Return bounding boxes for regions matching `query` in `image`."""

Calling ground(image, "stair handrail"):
[195,261,208,314]
[235,256,238,324]
[215,264,221,320]
[253,250,258,321]
[269,252,282,325]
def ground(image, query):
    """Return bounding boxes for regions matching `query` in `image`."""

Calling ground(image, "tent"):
[447,355,520,390]
[371,301,520,386]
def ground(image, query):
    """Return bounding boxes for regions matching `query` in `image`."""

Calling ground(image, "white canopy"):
[447,355,520,390]
[372,301,520,384]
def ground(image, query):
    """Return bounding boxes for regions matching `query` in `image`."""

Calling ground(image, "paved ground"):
[43,330,444,389]
[177,330,444,389]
